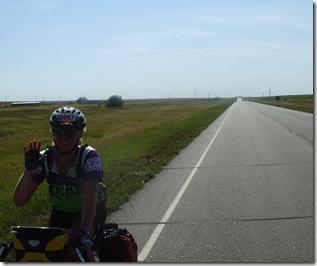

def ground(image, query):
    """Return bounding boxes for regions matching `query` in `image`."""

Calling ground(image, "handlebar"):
[0,243,13,262]
[74,246,99,262]
[69,236,98,262]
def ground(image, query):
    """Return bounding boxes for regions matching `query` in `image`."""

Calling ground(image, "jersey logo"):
[49,184,84,196]
[84,157,102,172]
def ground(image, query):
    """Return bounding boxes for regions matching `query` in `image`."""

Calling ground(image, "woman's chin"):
[56,142,77,154]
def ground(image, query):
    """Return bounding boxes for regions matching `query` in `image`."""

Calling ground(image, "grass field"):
[0,98,234,244]
[244,94,313,113]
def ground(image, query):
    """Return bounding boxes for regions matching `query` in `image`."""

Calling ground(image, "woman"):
[13,106,107,258]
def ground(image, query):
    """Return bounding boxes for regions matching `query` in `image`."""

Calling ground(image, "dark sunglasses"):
[52,128,80,138]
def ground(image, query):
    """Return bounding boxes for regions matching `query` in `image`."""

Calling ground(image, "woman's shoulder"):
[81,144,95,153]
[81,145,104,174]
[81,144,101,159]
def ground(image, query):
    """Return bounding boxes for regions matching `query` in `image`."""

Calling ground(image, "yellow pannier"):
[12,226,69,262]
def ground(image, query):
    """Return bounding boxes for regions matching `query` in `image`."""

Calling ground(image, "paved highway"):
[108,100,314,263]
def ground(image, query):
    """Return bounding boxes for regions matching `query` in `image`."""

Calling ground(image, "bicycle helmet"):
[50,106,86,130]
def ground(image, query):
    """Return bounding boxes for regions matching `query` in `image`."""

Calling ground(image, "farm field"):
[0,98,234,243]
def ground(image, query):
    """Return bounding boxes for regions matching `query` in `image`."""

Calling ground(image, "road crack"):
[164,161,313,170]
[117,215,313,226]
[247,103,313,146]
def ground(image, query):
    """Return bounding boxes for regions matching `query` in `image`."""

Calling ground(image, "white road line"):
[138,103,235,262]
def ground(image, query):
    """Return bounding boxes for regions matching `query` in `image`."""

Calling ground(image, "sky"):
[0,0,313,101]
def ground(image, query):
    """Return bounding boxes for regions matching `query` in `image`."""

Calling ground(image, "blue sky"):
[0,0,313,101]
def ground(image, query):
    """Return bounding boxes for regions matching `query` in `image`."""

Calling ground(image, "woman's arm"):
[81,179,99,235]
[13,169,39,207]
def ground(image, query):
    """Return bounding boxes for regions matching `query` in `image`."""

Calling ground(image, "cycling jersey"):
[32,145,107,212]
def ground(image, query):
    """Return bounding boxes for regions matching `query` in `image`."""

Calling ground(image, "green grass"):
[244,94,313,113]
[0,99,234,245]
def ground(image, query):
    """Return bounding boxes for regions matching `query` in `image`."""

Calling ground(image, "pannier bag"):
[11,226,69,262]
[94,222,138,262]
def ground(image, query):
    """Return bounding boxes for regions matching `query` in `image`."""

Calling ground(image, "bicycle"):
[0,225,95,262]
[0,223,137,262]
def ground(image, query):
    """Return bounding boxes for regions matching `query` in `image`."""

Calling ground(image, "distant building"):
[77,97,89,104]
[76,97,103,104]
[11,101,40,107]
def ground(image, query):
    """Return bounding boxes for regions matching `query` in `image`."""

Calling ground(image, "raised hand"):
[24,140,46,171]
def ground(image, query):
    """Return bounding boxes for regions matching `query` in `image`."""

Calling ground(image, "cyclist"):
[13,106,107,260]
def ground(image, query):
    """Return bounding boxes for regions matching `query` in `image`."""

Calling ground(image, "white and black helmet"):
[49,106,86,130]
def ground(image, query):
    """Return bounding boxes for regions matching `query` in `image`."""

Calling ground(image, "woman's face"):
[52,127,79,153]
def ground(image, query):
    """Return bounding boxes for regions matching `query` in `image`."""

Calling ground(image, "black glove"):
[24,149,45,171]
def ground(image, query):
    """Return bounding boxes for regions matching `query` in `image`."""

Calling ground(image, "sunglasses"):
[52,128,80,138]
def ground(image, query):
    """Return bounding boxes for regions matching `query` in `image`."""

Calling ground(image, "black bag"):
[94,223,138,262]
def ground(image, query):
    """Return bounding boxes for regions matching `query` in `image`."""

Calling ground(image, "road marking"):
[138,104,235,262]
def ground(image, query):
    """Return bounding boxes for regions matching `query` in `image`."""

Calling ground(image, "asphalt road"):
[108,100,314,263]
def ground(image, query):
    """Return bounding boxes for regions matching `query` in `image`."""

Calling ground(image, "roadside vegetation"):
[244,94,313,113]
[0,98,234,244]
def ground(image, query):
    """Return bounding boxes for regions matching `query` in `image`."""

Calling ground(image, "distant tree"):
[106,95,124,107]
